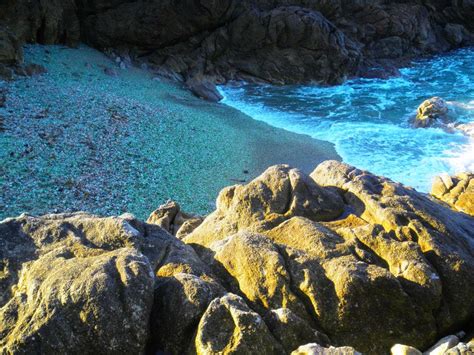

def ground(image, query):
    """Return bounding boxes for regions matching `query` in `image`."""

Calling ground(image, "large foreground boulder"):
[0,161,473,354]
[184,161,474,354]
[0,212,217,354]
[0,213,157,353]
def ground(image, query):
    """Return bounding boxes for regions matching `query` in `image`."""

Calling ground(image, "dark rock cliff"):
[1,0,473,89]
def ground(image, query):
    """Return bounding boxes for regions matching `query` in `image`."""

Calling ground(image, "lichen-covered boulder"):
[311,161,474,340]
[184,165,344,247]
[195,293,284,354]
[150,273,224,354]
[0,213,159,353]
[431,172,474,216]
[183,160,474,354]
[414,97,449,128]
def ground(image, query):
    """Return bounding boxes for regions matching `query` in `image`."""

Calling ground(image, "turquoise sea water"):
[220,48,474,192]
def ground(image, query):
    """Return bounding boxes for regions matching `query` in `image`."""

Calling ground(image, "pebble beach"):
[0,45,339,219]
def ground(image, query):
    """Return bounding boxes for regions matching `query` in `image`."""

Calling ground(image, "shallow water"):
[220,48,474,192]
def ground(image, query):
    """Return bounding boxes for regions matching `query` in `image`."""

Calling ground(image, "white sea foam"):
[219,48,474,192]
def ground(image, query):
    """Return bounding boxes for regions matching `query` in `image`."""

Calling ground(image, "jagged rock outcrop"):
[431,172,474,216]
[147,200,204,239]
[414,97,449,128]
[1,1,474,91]
[184,161,474,353]
[0,161,473,354]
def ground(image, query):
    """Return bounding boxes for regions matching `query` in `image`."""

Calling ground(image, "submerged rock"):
[0,161,473,354]
[415,97,449,128]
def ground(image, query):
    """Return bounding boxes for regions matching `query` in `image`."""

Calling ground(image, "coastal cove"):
[0,45,339,220]
[0,0,474,353]
[220,47,474,193]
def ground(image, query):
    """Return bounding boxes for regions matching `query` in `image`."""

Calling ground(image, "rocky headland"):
[1,161,473,354]
[1,1,474,99]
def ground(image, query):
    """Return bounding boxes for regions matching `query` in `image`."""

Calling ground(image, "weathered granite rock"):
[292,343,361,355]
[0,26,23,80]
[265,308,331,353]
[184,165,345,247]
[0,0,80,45]
[0,27,22,65]
[415,97,449,128]
[1,161,473,354]
[424,335,459,355]
[431,172,474,216]
[0,212,218,354]
[186,76,224,102]
[184,161,474,354]
[0,213,158,353]
[150,273,224,354]
[148,200,204,239]
[195,293,284,354]
[391,344,422,355]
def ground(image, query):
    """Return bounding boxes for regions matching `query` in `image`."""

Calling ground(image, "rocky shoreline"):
[1,1,474,100]
[1,161,473,354]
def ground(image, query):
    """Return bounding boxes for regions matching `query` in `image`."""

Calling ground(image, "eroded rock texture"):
[432,172,474,216]
[1,1,474,87]
[1,161,473,354]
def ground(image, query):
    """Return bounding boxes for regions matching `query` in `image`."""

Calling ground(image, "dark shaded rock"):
[0,0,80,45]
[186,77,223,102]
[0,27,23,65]
[0,65,14,81]
[16,63,48,77]
[2,0,474,92]
[104,67,118,77]
[0,88,5,107]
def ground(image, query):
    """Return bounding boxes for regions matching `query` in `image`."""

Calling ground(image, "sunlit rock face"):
[1,162,473,354]
[432,172,474,216]
[184,161,474,354]
[415,97,449,128]
[1,0,474,86]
